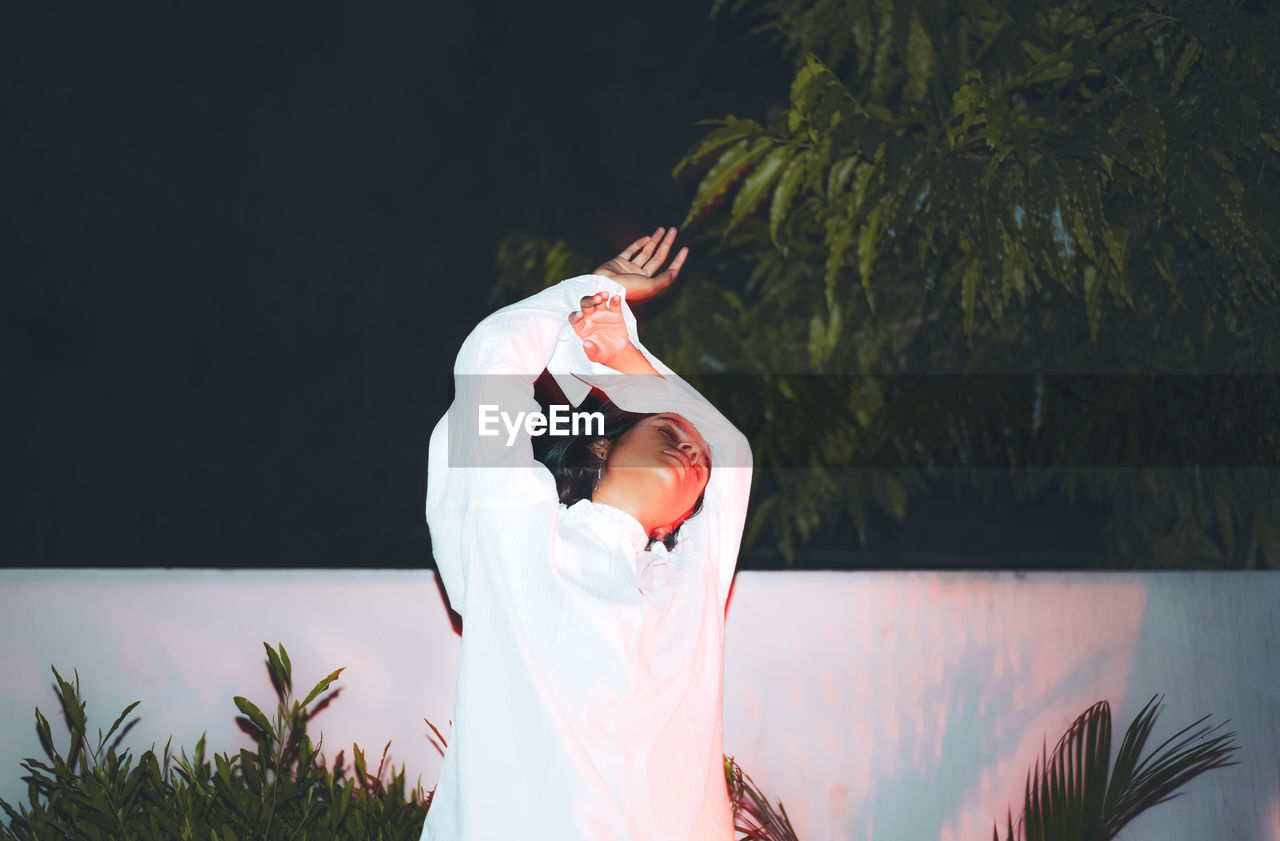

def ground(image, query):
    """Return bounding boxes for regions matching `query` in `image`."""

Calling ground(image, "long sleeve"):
[426,274,628,615]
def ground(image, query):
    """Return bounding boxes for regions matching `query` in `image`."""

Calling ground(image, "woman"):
[422,227,752,840]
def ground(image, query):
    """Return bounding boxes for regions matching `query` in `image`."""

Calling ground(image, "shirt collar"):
[575,500,650,555]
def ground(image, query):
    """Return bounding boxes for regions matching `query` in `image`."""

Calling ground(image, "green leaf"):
[1071,206,1099,264]
[214,751,233,788]
[353,743,367,783]
[769,153,808,248]
[683,137,772,227]
[233,696,271,740]
[51,667,87,770]
[825,155,859,201]
[278,644,293,692]
[852,154,880,214]
[34,708,55,759]
[823,215,856,309]
[301,668,345,710]
[856,198,886,310]
[730,145,792,233]
[788,55,820,118]
[102,700,141,750]
[1170,38,1202,98]
[672,116,762,180]
[862,102,895,124]
[789,53,835,130]
[807,311,827,369]
[264,643,290,703]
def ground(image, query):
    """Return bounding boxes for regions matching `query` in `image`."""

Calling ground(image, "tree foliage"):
[499,0,1280,567]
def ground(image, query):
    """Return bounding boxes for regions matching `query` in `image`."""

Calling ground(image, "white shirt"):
[420,275,752,841]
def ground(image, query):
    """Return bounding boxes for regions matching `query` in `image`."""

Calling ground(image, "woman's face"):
[594,414,711,537]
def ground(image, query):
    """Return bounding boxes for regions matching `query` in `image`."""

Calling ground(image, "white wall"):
[1,570,1276,840]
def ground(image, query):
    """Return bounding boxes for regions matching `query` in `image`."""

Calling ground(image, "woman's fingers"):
[647,247,688,292]
[669,245,689,274]
[570,296,602,331]
[644,227,677,273]
[578,292,607,315]
[656,246,688,281]
[620,236,652,262]
[631,227,664,270]
[571,295,624,336]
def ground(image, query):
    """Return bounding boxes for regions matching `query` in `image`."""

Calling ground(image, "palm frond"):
[996,695,1238,841]
[725,755,800,841]
[1099,695,1239,838]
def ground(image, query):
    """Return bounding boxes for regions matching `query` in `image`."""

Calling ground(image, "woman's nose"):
[680,440,701,464]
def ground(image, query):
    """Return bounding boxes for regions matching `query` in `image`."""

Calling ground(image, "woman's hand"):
[569,293,662,375]
[591,227,688,301]
[569,292,632,367]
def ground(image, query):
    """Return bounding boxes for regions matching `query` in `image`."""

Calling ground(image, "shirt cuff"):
[548,275,635,403]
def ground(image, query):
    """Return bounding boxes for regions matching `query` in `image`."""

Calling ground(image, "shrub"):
[1,645,1237,841]
[0,644,428,841]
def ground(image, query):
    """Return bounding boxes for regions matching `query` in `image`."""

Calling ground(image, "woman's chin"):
[657,463,689,487]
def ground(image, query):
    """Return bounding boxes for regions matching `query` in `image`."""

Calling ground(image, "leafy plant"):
[678,0,1280,570]
[994,694,1238,840]
[497,0,1280,569]
[1,644,430,841]
[726,755,801,840]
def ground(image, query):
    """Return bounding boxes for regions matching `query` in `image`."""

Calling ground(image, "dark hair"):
[530,391,706,551]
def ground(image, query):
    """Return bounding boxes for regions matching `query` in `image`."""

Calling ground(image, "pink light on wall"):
[722,571,1149,841]
[4,569,1272,837]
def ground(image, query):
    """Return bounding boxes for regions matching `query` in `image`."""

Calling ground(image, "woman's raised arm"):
[454,226,683,378]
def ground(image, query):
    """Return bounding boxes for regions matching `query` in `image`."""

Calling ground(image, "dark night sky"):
[8,2,801,569]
